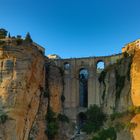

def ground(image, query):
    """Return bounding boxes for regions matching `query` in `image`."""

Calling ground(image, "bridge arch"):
[96,60,105,73]
[64,62,71,70]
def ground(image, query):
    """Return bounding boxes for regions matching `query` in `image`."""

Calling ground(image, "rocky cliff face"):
[121,40,140,140]
[99,55,132,114]
[98,55,134,140]
[98,42,140,140]
[0,38,64,140]
[0,40,45,140]
[29,61,63,140]
[131,49,140,140]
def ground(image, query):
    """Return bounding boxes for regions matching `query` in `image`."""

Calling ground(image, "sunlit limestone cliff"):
[0,38,45,139]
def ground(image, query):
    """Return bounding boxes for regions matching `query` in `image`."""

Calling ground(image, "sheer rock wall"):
[0,43,45,140]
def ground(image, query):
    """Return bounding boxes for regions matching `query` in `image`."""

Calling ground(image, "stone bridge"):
[53,53,123,121]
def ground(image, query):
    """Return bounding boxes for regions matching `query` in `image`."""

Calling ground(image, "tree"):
[82,105,106,134]
[91,127,117,140]
[8,32,11,38]
[25,32,33,43]
[45,107,59,140]
[0,28,7,39]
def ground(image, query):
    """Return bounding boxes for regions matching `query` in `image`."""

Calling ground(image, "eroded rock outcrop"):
[99,56,133,115]
[98,55,134,140]
[131,49,140,140]
[0,39,45,140]
[29,61,63,140]
[122,40,140,140]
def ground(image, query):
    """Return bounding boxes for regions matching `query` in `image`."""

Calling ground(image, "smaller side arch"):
[64,62,71,70]
[96,60,105,73]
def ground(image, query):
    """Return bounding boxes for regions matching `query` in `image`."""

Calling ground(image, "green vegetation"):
[98,70,107,100]
[43,89,50,98]
[25,32,33,43]
[110,106,140,121]
[45,107,70,139]
[123,52,129,58]
[0,110,8,124]
[28,137,34,140]
[16,38,23,45]
[44,64,69,139]
[39,86,49,98]
[127,57,132,81]
[116,58,123,65]
[59,68,64,78]
[128,106,140,115]
[109,106,140,133]
[45,107,59,140]
[0,28,7,39]
[59,67,65,113]
[113,121,137,132]
[124,122,137,131]
[91,127,117,140]
[57,113,69,123]
[98,53,132,102]
[82,105,106,134]
[46,122,59,139]
[102,88,106,101]
[0,40,5,45]
[8,33,11,38]
[89,106,138,140]
[98,70,107,84]
[110,106,140,119]
[115,70,125,100]
[110,111,128,121]
[44,63,58,140]
[114,122,125,132]
[61,94,65,102]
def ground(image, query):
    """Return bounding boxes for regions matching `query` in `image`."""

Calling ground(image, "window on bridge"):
[96,61,105,73]
[79,68,88,107]
[64,62,70,70]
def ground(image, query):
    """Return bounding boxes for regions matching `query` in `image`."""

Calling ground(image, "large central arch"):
[79,68,89,107]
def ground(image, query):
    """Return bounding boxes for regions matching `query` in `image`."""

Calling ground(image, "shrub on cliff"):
[0,110,8,124]
[91,127,117,140]
[128,106,140,115]
[82,105,106,134]
[57,113,69,123]
[0,28,7,39]
[45,107,59,139]
[45,121,59,139]
[25,32,33,43]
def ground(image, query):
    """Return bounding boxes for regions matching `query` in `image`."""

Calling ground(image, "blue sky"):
[0,0,140,58]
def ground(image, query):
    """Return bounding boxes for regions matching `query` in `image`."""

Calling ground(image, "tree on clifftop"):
[25,32,33,43]
[0,28,8,39]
